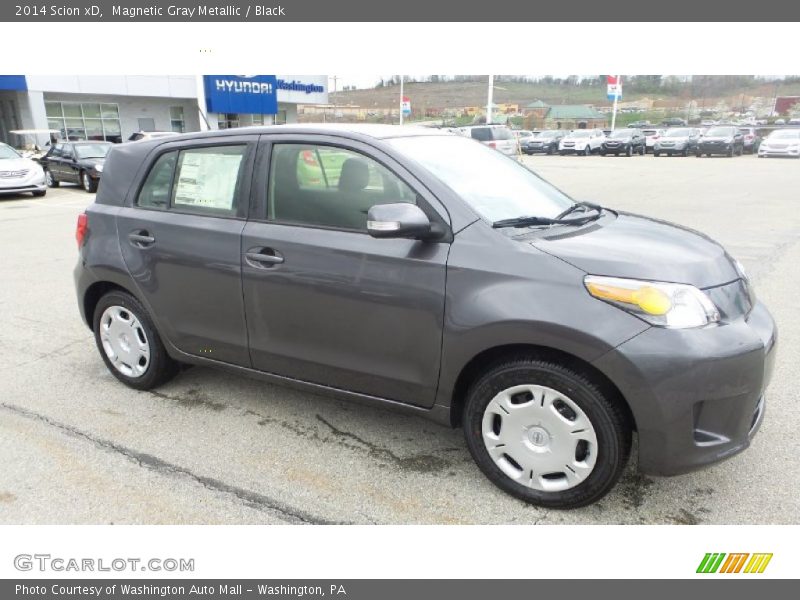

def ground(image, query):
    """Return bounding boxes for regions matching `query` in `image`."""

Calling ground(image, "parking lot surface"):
[1,154,799,524]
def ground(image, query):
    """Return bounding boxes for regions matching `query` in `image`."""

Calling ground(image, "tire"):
[547,146,554,155]
[44,169,59,188]
[463,356,631,509]
[639,145,645,156]
[92,290,179,390]
[727,146,734,158]
[654,151,660,157]
[600,151,607,156]
[31,190,46,197]
[81,171,98,193]
[559,151,566,156]
[583,146,591,156]
[626,145,632,157]
[682,147,689,157]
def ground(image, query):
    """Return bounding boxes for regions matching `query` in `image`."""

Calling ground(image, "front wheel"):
[93,290,179,390]
[81,171,98,193]
[32,190,46,197]
[626,145,632,157]
[583,146,591,156]
[44,169,59,188]
[463,356,631,509]
[654,151,660,157]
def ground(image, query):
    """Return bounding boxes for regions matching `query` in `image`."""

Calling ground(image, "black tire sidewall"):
[92,290,177,390]
[463,360,630,509]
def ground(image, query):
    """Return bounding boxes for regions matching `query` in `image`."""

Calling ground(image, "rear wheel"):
[31,190,46,197]
[93,290,179,390]
[463,356,631,509]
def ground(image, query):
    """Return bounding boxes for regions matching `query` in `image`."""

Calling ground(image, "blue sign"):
[0,75,27,91]
[204,75,278,115]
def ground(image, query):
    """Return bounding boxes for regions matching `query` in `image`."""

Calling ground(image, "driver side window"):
[268,143,417,231]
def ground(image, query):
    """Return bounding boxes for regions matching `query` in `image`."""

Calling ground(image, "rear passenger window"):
[136,145,246,216]
[172,146,246,216]
[137,152,176,209]
[269,144,417,231]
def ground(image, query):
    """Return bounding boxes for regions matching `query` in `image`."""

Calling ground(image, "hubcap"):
[99,306,150,378]
[481,384,598,492]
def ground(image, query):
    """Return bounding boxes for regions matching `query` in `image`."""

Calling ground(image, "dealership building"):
[0,75,328,147]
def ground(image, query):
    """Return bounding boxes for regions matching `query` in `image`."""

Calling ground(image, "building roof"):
[526,100,549,108]
[546,105,605,120]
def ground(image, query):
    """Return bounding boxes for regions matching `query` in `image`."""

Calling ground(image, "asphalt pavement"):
[1,153,798,524]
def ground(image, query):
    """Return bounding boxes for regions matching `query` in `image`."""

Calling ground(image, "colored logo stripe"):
[697,553,772,574]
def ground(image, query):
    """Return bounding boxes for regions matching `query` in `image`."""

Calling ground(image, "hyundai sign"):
[204,75,278,115]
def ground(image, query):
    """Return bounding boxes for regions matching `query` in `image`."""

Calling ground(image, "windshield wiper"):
[556,201,602,219]
[493,202,603,229]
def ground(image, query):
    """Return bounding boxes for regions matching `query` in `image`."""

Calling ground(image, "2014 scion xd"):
[74,125,776,509]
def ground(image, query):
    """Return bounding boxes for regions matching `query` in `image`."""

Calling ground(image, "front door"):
[241,138,450,407]
[117,139,256,366]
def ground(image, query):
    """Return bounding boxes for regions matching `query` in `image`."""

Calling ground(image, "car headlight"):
[94,164,104,173]
[584,275,720,328]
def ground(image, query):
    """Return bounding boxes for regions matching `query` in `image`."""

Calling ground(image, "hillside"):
[328,78,800,112]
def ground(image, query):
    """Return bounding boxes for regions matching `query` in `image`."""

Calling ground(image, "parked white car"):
[458,125,518,156]
[642,128,666,153]
[758,129,800,158]
[0,142,47,197]
[558,129,606,155]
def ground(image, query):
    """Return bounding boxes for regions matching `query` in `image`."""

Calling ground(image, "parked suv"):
[653,128,701,156]
[600,129,645,156]
[559,129,605,155]
[522,130,565,155]
[737,127,762,154]
[458,125,517,156]
[74,125,775,509]
[696,126,744,157]
[641,128,665,153]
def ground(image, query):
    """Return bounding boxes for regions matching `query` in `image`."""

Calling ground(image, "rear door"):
[116,136,257,366]
[240,135,450,407]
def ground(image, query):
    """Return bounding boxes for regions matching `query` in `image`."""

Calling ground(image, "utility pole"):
[331,75,338,122]
[610,75,621,130]
[399,75,404,125]
[487,75,494,125]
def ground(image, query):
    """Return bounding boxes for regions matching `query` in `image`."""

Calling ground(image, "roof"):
[546,105,606,120]
[526,100,549,108]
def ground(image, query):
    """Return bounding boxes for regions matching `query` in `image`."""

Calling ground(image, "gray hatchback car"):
[74,124,776,509]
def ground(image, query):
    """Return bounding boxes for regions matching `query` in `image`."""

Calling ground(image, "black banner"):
[3,580,798,600]
[2,0,800,22]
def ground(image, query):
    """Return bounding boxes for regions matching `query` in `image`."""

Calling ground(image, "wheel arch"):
[448,343,636,434]
[82,280,138,330]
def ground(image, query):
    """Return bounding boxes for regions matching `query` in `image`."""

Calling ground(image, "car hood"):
[659,136,689,142]
[701,136,733,142]
[79,157,107,168]
[529,212,739,288]
[0,156,40,172]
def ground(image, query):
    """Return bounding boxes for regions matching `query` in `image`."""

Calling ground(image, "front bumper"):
[593,300,777,476]
[524,144,555,154]
[559,146,586,154]
[698,143,734,155]
[0,171,46,195]
[758,146,800,157]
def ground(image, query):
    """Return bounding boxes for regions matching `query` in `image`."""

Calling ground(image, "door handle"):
[128,231,156,247]
[245,247,284,268]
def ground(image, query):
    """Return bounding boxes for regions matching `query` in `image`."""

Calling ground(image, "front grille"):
[0,169,29,179]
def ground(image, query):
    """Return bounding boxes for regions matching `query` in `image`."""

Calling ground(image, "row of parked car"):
[0,131,180,198]
[454,124,800,159]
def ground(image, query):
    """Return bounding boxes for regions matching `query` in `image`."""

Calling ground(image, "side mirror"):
[367,203,433,240]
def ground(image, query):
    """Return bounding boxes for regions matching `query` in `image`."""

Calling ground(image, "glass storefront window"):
[44,101,122,143]
[45,102,63,118]
[63,104,83,118]
[170,106,185,133]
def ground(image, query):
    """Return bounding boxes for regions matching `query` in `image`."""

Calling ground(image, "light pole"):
[610,75,621,130]
[487,75,494,125]
[399,75,404,125]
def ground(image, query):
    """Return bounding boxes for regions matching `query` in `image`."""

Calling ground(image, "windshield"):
[567,130,590,138]
[387,135,573,222]
[74,143,112,159]
[537,131,558,138]
[767,129,800,140]
[0,144,21,159]
[664,128,692,137]
[609,130,633,139]
[706,127,735,137]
